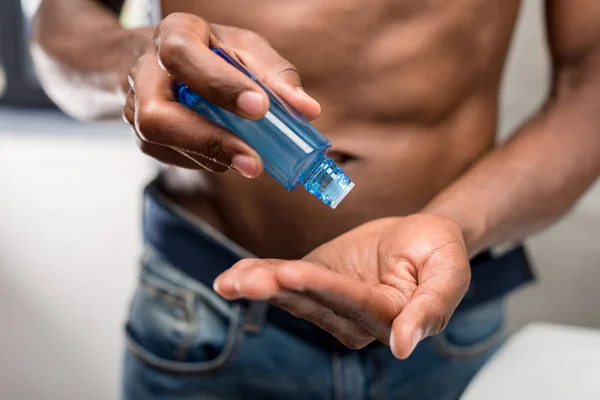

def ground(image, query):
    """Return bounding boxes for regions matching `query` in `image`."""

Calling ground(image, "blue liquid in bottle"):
[176,48,354,209]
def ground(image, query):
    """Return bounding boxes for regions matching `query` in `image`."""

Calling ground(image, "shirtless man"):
[32,0,600,399]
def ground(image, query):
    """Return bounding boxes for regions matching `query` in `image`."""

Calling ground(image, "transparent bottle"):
[176,48,354,209]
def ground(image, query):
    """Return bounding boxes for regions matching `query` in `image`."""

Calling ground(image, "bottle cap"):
[303,157,355,209]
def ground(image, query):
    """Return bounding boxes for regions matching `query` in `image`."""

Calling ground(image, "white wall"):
[499,1,600,331]
[0,117,155,400]
[0,1,599,399]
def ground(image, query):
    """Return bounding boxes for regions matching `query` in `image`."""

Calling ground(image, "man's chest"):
[161,0,519,122]
[163,0,517,75]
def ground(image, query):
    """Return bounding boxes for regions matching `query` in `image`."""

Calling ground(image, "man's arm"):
[424,0,600,256]
[31,0,153,119]
[212,1,600,358]
[33,0,319,171]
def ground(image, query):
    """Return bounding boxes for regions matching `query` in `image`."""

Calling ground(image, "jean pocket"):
[125,258,245,375]
[431,300,506,360]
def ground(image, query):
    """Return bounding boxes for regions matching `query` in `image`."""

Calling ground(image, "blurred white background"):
[0,1,599,399]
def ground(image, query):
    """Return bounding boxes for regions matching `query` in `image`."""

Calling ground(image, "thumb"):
[389,261,470,359]
[389,290,453,360]
[236,49,321,120]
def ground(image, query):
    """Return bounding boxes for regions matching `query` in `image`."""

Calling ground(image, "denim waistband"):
[460,244,534,311]
[142,180,339,349]
[142,179,534,346]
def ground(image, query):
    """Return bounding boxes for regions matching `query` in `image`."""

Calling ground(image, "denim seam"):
[243,301,269,333]
[141,247,233,318]
[125,303,245,375]
[431,323,506,359]
[174,291,198,361]
[138,280,190,309]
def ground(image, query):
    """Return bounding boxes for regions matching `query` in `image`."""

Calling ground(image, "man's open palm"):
[214,214,471,359]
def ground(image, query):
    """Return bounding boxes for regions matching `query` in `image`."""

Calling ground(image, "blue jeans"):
[121,183,513,400]
[122,248,505,400]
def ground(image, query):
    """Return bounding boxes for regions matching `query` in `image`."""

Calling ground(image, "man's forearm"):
[424,83,600,257]
[31,0,152,120]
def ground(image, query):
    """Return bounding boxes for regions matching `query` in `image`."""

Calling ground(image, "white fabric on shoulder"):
[149,0,162,25]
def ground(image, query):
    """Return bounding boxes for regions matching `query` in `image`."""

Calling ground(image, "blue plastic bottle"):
[176,48,354,209]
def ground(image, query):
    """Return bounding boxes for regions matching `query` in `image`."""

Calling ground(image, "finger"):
[123,89,135,125]
[235,46,321,120]
[390,255,470,360]
[274,262,402,343]
[213,261,280,300]
[214,259,374,350]
[155,14,269,119]
[271,291,374,350]
[126,89,228,171]
[132,127,206,169]
[135,131,230,171]
[171,148,230,172]
[126,90,203,169]
[131,52,264,177]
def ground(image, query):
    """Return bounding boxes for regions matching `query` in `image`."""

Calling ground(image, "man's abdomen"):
[158,0,520,258]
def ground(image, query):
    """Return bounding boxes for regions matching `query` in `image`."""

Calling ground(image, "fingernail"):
[410,328,423,354]
[231,154,258,178]
[389,330,396,354]
[212,279,220,293]
[236,91,265,117]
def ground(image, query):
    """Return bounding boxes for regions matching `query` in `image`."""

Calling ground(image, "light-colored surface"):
[461,323,600,400]
[0,1,599,399]
[511,210,600,332]
[501,1,600,333]
[0,117,156,400]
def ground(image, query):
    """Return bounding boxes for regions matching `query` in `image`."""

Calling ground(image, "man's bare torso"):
[159,0,521,258]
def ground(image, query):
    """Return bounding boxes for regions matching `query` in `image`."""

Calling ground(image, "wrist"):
[118,26,156,90]
[113,27,155,94]
[124,26,155,58]
[421,205,487,257]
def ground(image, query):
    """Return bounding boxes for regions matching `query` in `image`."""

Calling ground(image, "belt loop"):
[243,301,269,334]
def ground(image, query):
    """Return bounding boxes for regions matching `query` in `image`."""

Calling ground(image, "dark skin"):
[32,0,600,359]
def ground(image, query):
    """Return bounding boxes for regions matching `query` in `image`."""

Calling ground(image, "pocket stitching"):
[431,322,505,360]
[139,272,192,305]
[173,291,197,361]
[126,303,245,375]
